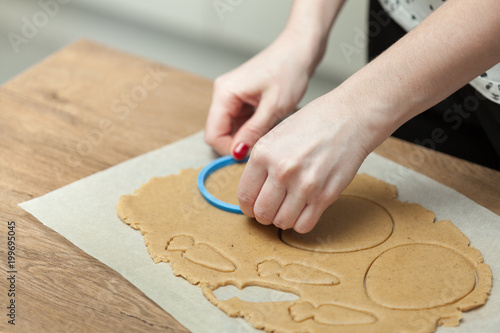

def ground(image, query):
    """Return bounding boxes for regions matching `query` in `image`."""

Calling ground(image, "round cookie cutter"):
[197,155,248,214]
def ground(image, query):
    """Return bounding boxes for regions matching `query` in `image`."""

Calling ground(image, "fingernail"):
[233,142,249,160]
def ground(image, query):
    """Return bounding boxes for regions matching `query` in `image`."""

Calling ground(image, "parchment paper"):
[20,131,500,332]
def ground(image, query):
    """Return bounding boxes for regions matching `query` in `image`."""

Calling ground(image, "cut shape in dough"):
[214,284,300,303]
[281,196,393,253]
[167,235,236,272]
[290,301,377,326]
[258,260,340,285]
[117,163,492,333]
[365,243,476,310]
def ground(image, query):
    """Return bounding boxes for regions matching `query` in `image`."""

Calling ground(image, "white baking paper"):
[20,131,500,332]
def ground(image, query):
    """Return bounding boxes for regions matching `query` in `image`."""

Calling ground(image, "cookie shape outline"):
[364,243,477,310]
[258,260,340,285]
[280,196,394,253]
[290,301,377,326]
[167,235,237,272]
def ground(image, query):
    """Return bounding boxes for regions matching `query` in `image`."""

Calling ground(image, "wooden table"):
[1,40,499,332]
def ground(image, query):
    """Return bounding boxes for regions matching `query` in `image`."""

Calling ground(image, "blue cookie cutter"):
[197,155,248,214]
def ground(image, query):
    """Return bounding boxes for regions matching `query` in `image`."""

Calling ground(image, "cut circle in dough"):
[280,196,393,253]
[365,243,476,310]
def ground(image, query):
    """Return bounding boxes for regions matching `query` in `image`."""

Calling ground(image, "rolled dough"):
[117,164,491,333]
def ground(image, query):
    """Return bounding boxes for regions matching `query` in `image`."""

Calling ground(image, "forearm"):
[333,0,500,149]
[281,0,347,76]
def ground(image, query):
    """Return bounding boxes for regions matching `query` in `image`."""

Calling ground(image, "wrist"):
[277,27,328,78]
[323,83,399,153]
[280,0,346,77]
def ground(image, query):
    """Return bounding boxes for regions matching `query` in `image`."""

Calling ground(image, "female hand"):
[204,30,324,158]
[237,89,385,233]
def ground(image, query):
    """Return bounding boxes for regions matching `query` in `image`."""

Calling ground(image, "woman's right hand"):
[204,30,324,159]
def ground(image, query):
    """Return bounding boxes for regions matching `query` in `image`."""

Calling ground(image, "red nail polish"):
[233,142,249,160]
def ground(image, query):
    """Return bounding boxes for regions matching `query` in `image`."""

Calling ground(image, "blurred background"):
[1,0,369,105]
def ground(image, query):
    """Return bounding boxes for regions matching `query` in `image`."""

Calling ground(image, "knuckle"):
[237,189,255,207]
[298,175,320,198]
[317,188,341,206]
[203,132,215,146]
[274,159,298,182]
[213,76,228,89]
[266,89,294,118]
[272,100,288,119]
[254,208,273,225]
[245,122,267,142]
[265,98,280,114]
[315,196,332,209]
[213,76,235,96]
[294,222,313,234]
[273,217,292,230]
[250,141,268,163]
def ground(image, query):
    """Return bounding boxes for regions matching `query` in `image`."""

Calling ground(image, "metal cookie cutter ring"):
[197,155,248,214]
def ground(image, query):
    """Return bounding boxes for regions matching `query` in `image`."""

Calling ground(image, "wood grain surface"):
[0,39,499,332]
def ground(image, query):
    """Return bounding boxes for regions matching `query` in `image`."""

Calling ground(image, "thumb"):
[231,97,281,160]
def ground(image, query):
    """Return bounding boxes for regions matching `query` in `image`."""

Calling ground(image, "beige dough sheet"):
[117,163,492,333]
